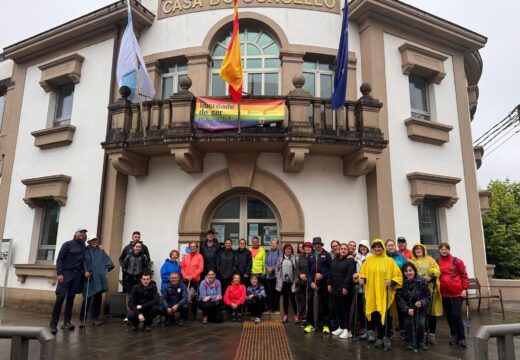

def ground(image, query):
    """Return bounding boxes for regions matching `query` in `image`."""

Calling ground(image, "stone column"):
[187,52,210,96]
[281,50,304,94]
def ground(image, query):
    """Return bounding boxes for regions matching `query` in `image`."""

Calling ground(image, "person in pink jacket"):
[224,274,246,322]
[181,242,204,320]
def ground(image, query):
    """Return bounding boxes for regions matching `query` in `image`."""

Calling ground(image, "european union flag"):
[332,3,349,110]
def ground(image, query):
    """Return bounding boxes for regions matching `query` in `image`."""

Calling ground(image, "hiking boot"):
[61,322,75,331]
[428,334,437,345]
[255,317,261,324]
[449,336,458,345]
[332,327,344,336]
[304,325,315,333]
[406,344,414,351]
[383,337,392,350]
[419,343,429,350]
[50,325,57,335]
[458,339,468,348]
[322,326,331,334]
[143,326,152,332]
[367,330,376,343]
[359,332,368,341]
[374,338,384,348]
[399,329,406,341]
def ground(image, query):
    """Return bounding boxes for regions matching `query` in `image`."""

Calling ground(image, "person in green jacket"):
[250,236,266,279]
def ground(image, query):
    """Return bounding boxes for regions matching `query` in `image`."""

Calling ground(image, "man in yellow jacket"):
[359,239,403,350]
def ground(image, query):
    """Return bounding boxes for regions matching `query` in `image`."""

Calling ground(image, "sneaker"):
[304,325,315,333]
[124,317,129,323]
[50,325,57,335]
[458,339,467,349]
[282,315,288,324]
[449,336,458,345]
[339,329,351,339]
[332,327,344,336]
[419,343,429,350]
[406,344,414,351]
[383,337,392,350]
[61,322,75,331]
[374,338,384,348]
[255,317,261,324]
[367,330,376,343]
[293,315,299,323]
[143,326,152,332]
[322,326,330,334]
[428,334,437,345]
[399,329,406,341]
[202,316,208,325]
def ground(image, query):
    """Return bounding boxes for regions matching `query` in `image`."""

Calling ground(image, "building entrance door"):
[208,195,280,249]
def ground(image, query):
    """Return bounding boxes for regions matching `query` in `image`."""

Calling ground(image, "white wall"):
[0,59,14,81]
[3,38,114,290]
[124,152,369,277]
[383,33,475,276]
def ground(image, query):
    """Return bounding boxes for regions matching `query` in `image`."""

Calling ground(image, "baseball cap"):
[397,237,406,242]
[75,227,88,232]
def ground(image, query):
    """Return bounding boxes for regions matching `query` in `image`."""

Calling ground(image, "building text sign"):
[158,0,339,19]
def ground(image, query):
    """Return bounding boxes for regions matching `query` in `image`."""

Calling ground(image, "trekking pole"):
[362,290,370,349]
[352,286,358,341]
[83,276,90,331]
[411,311,418,353]
[426,279,436,345]
[384,285,390,351]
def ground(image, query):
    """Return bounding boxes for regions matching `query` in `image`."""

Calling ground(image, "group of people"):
[49,228,471,352]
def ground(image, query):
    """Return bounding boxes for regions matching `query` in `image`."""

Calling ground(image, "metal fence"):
[0,326,54,360]
[474,323,520,360]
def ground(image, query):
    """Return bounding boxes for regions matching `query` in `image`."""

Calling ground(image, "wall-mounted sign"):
[158,0,340,19]
[195,97,285,131]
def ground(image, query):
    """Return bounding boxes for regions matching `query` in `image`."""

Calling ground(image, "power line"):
[474,105,520,155]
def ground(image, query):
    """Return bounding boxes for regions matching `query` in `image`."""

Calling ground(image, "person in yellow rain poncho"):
[359,239,403,350]
[410,243,443,345]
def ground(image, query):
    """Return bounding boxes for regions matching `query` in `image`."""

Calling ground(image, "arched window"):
[211,29,281,96]
[208,195,279,248]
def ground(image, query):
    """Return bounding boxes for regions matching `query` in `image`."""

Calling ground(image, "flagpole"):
[237,103,241,134]
[136,68,147,138]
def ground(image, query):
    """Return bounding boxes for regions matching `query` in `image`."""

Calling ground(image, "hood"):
[165,258,179,264]
[371,239,386,256]
[411,243,429,258]
[357,240,371,255]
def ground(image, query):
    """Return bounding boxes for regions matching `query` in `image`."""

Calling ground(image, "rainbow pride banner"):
[194,97,285,131]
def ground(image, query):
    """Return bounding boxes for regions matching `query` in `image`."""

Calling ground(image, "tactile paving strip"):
[234,320,293,360]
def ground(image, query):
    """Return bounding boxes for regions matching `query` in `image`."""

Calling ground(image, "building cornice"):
[349,0,487,52]
[3,0,155,63]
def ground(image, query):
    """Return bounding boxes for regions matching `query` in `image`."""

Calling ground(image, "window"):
[37,200,61,261]
[54,83,75,126]
[161,62,188,99]
[0,86,5,131]
[209,195,279,248]
[302,60,333,98]
[409,74,430,120]
[211,29,281,96]
[418,199,440,258]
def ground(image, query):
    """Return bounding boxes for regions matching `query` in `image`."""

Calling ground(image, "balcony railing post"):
[354,83,383,132]
[108,86,133,132]
[286,74,313,133]
[170,75,195,133]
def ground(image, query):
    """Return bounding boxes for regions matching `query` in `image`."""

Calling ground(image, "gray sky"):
[1,0,518,188]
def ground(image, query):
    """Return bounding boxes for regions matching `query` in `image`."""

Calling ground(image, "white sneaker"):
[339,329,351,339]
[332,327,344,336]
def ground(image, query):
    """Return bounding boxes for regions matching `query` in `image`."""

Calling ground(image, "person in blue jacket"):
[160,249,182,292]
[265,239,281,312]
[386,239,406,269]
[162,272,188,326]
[50,227,88,335]
[304,237,332,334]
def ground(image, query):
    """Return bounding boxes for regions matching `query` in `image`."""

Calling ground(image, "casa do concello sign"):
[158,0,340,19]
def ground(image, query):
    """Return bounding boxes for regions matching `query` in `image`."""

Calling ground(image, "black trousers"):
[306,286,330,328]
[226,304,243,316]
[127,305,161,327]
[50,271,83,327]
[403,312,426,346]
[266,278,279,311]
[356,292,368,333]
[79,291,103,321]
[198,300,224,323]
[443,297,466,341]
[368,311,392,338]
[332,293,354,330]
[295,284,307,320]
[162,304,188,321]
[427,314,437,334]
[281,282,297,316]
[247,298,265,318]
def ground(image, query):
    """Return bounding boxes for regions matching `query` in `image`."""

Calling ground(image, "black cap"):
[397,237,406,243]
[312,237,323,245]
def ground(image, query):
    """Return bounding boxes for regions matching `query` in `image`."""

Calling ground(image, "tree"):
[483,179,520,279]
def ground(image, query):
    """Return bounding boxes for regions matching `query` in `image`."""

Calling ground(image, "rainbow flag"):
[219,0,243,102]
[195,97,285,131]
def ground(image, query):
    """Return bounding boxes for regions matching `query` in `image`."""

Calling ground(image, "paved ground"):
[0,302,519,359]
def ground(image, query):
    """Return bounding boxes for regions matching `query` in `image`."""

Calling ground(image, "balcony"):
[102,75,387,176]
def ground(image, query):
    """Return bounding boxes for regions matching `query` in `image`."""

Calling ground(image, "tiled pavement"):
[0,303,519,360]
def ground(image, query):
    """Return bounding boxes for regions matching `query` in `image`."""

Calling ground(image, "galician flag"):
[219,0,243,103]
[331,2,349,110]
[116,0,155,102]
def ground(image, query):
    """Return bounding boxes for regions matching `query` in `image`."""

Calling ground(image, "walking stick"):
[362,290,370,349]
[83,276,90,331]
[425,279,436,345]
[383,285,390,351]
[351,286,358,341]
[463,296,471,336]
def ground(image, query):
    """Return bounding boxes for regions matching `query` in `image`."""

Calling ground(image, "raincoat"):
[355,240,371,293]
[83,245,114,298]
[410,243,443,316]
[359,239,403,325]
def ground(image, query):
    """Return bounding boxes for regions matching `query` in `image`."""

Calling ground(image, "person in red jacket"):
[397,237,412,260]
[181,242,204,321]
[437,242,470,349]
[224,274,246,322]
